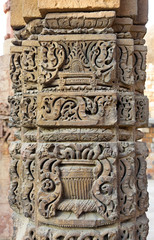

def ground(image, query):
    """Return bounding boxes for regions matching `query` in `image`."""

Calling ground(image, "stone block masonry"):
[9,1,149,239]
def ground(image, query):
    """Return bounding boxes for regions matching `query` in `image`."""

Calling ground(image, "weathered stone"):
[134,0,148,25]
[11,0,26,29]
[38,0,121,12]
[23,0,42,22]
[117,0,138,17]
[9,1,149,239]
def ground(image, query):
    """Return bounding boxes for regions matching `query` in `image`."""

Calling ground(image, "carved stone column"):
[9,1,149,239]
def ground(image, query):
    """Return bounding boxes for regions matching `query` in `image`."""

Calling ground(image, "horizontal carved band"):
[37,92,117,126]
[21,214,148,240]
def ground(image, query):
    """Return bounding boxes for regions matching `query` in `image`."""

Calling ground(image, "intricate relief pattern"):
[9,11,149,240]
[15,12,115,40]
[38,157,62,218]
[117,40,134,86]
[119,142,136,220]
[0,103,14,143]
[134,45,147,92]
[37,142,118,223]
[92,145,118,222]
[21,46,38,90]
[21,95,37,127]
[39,42,65,84]
[136,96,149,127]
[136,143,149,214]
[21,143,36,218]
[9,141,21,212]
[10,52,22,92]
[24,225,118,240]
[118,93,135,126]
[8,96,21,128]
[39,39,116,87]
[120,221,135,240]
[136,214,149,240]
[44,12,115,34]
[37,93,117,126]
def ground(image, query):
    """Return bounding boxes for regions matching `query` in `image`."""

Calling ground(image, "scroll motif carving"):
[136,143,149,214]
[136,96,149,127]
[117,40,134,86]
[119,142,136,220]
[0,103,14,143]
[37,92,117,126]
[120,221,135,239]
[21,95,37,127]
[39,42,65,84]
[21,143,36,218]
[38,157,62,218]
[136,214,149,240]
[39,39,116,88]
[134,45,147,92]
[9,141,21,212]
[10,52,22,92]
[21,46,38,90]
[8,96,21,128]
[24,225,118,240]
[9,10,149,240]
[92,148,118,222]
[118,93,135,126]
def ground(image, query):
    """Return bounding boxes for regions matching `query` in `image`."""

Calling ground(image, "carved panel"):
[119,142,136,220]
[8,95,21,128]
[24,224,119,240]
[134,45,147,93]
[21,143,36,218]
[21,46,38,91]
[21,95,37,127]
[10,47,22,92]
[136,142,149,215]
[37,142,118,225]
[37,92,117,127]
[0,103,15,143]
[38,35,116,88]
[9,141,22,213]
[118,93,135,126]
[117,39,134,86]
[135,96,149,127]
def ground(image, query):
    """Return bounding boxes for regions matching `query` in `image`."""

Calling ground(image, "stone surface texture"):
[9,1,149,239]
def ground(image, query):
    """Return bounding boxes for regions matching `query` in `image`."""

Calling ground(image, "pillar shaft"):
[9,1,149,239]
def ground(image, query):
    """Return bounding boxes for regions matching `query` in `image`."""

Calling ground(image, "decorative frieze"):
[37,92,117,127]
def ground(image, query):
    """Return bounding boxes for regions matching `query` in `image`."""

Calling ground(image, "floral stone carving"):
[9,9,149,240]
